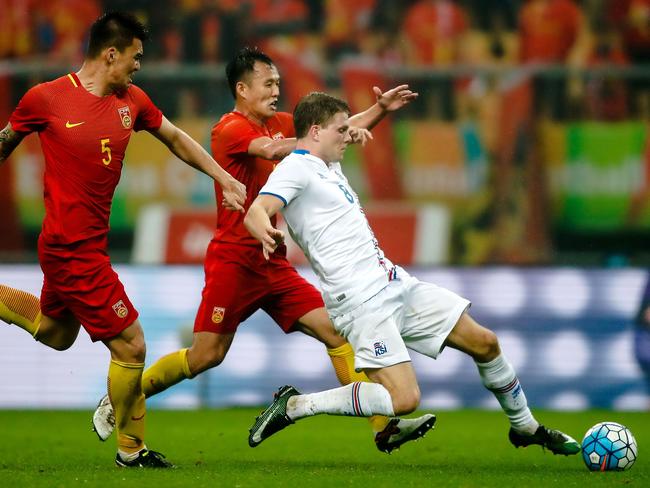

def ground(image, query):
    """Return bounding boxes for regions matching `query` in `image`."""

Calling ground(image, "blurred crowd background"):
[0,0,649,266]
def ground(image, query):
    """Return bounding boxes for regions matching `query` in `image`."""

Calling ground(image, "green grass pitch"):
[0,409,647,487]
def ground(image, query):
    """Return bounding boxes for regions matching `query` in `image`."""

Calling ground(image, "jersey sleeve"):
[9,85,48,134]
[259,157,309,207]
[214,117,262,157]
[131,85,163,132]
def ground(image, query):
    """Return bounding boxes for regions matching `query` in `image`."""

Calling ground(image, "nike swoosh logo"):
[65,121,85,128]
[131,413,145,421]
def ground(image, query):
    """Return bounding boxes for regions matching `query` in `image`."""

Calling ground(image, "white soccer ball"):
[581,421,637,471]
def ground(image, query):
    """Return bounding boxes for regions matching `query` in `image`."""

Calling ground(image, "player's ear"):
[236,81,247,99]
[105,47,117,63]
[310,125,320,141]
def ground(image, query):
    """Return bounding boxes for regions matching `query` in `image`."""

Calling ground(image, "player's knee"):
[37,326,79,351]
[392,387,420,415]
[193,348,226,372]
[122,336,147,363]
[475,329,500,363]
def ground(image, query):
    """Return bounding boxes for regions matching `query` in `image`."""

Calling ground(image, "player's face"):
[316,112,352,163]
[109,38,143,91]
[241,61,280,120]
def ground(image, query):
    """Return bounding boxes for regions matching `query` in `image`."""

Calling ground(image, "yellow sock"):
[0,285,42,338]
[109,359,146,454]
[142,348,192,398]
[327,342,391,433]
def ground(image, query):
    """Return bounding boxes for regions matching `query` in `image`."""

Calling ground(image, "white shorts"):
[331,267,470,371]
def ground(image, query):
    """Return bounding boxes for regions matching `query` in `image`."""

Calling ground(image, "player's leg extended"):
[295,307,391,432]
[249,362,421,447]
[0,284,81,349]
[93,330,236,441]
[143,331,235,397]
[444,312,579,455]
[104,320,148,458]
[0,284,41,336]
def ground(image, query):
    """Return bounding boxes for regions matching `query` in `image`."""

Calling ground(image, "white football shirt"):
[260,150,393,315]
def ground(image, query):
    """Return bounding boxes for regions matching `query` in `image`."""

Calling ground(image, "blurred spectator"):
[251,0,308,37]
[584,25,629,121]
[463,0,521,32]
[0,0,34,59]
[517,0,592,119]
[607,0,650,117]
[323,0,376,61]
[401,0,470,119]
[35,0,101,63]
[608,0,650,64]
[402,0,469,65]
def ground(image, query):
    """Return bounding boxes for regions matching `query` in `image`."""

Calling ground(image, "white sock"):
[476,354,538,434]
[117,446,146,461]
[287,382,395,420]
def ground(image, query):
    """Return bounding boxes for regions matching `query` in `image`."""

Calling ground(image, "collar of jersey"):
[291,150,341,173]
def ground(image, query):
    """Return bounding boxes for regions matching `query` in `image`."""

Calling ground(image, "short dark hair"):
[225,47,275,99]
[86,12,149,58]
[293,92,351,139]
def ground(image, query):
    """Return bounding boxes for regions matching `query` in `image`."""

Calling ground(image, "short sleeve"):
[131,85,163,132]
[214,117,262,157]
[9,85,48,134]
[259,157,309,207]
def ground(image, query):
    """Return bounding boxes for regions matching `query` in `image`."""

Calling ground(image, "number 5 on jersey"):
[100,138,112,165]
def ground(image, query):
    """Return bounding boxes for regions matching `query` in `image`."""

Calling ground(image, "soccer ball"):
[581,422,637,471]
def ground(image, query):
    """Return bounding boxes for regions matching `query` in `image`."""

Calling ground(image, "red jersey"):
[210,111,294,251]
[10,73,162,245]
[519,0,582,63]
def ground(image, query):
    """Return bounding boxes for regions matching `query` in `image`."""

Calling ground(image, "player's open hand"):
[221,176,247,212]
[374,84,418,112]
[261,227,284,260]
[348,127,373,146]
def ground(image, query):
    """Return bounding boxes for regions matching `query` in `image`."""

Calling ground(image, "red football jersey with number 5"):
[9,72,162,245]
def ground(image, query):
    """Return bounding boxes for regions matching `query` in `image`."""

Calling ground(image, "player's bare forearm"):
[248,136,297,160]
[349,84,418,131]
[244,196,285,259]
[0,123,25,165]
[152,117,246,210]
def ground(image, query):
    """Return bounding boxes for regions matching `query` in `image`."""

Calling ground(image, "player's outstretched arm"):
[348,84,419,131]
[244,194,285,260]
[151,117,247,212]
[248,135,297,160]
[0,123,26,165]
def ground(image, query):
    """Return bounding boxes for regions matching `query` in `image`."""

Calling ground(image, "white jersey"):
[260,150,394,315]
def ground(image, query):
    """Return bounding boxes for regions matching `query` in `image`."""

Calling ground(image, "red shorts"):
[38,234,139,342]
[194,242,324,334]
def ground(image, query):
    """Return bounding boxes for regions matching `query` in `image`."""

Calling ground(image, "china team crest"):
[118,106,132,129]
[112,300,129,319]
[211,306,226,324]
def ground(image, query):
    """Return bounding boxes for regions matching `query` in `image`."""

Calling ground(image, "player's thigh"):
[194,260,265,335]
[37,312,82,350]
[263,262,325,334]
[332,285,411,371]
[293,307,345,348]
[444,313,500,362]
[103,319,146,363]
[399,272,470,359]
[40,247,140,344]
